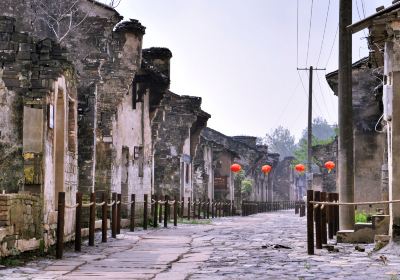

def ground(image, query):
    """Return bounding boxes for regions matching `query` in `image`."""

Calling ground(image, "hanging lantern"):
[324,161,335,173]
[261,165,272,174]
[295,164,305,173]
[230,163,241,173]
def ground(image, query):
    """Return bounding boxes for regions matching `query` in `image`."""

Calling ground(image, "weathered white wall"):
[182,131,192,200]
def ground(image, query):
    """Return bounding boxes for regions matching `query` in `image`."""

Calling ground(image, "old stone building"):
[4,0,160,205]
[194,128,284,206]
[151,91,210,201]
[272,156,296,201]
[0,0,178,255]
[312,138,337,193]
[326,58,386,212]
[0,16,78,255]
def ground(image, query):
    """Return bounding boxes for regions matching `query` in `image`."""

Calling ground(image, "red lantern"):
[324,161,335,173]
[261,165,272,174]
[230,163,241,173]
[295,164,305,173]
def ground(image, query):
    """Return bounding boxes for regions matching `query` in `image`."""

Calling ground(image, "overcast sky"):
[115,0,393,141]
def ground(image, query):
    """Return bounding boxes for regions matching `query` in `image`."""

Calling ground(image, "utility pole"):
[297,66,325,190]
[338,0,354,230]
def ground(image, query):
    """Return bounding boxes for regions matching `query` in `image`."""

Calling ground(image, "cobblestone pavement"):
[2,210,400,279]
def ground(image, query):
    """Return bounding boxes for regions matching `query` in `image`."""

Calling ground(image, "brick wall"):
[0,193,43,257]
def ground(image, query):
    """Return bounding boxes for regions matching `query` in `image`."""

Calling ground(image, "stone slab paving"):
[2,211,400,279]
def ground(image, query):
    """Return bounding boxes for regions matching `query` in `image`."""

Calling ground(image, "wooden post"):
[203,199,207,219]
[150,194,154,219]
[159,196,163,224]
[117,193,121,234]
[338,0,355,232]
[102,192,108,243]
[130,194,136,232]
[300,203,306,217]
[212,200,215,218]
[188,197,191,220]
[307,190,314,255]
[295,201,299,214]
[154,194,158,228]
[174,196,178,226]
[207,198,210,219]
[314,191,322,249]
[164,195,169,228]
[321,192,328,245]
[89,192,95,246]
[143,194,148,230]
[75,192,82,252]
[198,200,201,219]
[193,199,197,219]
[334,193,339,235]
[180,196,184,218]
[328,193,334,239]
[112,192,117,238]
[56,192,65,259]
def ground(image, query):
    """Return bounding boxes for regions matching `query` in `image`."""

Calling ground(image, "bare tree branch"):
[31,0,95,43]
[106,0,122,8]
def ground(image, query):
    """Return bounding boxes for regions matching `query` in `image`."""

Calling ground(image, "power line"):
[302,70,327,120]
[361,0,366,18]
[297,70,319,117]
[325,24,339,68]
[305,0,314,66]
[355,0,368,38]
[272,80,301,130]
[322,70,338,117]
[316,0,331,67]
[315,71,334,121]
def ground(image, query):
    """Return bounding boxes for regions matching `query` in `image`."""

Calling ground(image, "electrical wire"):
[305,0,314,66]
[303,70,327,120]
[361,0,366,18]
[375,114,385,133]
[315,71,334,121]
[355,0,368,39]
[297,70,319,117]
[325,24,339,69]
[272,80,301,129]
[316,0,331,67]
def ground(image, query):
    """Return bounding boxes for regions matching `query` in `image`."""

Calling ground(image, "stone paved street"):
[2,210,400,279]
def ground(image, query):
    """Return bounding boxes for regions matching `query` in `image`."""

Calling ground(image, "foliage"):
[355,211,373,223]
[293,117,337,165]
[234,169,245,182]
[293,135,335,165]
[300,117,336,141]
[262,126,296,159]
[355,211,368,223]
[241,179,253,195]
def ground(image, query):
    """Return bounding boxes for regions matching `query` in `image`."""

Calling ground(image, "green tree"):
[263,126,296,158]
[294,117,337,165]
[241,179,253,196]
[301,117,336,141]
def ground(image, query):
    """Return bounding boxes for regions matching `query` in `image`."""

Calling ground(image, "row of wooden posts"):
[306,190,339,255]
[55,192,237,259]
[241,200,299,216]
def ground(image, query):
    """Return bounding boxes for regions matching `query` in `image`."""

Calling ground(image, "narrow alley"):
[2,211,400,280]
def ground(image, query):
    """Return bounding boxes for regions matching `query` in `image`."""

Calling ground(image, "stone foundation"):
[0,193,43,257]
